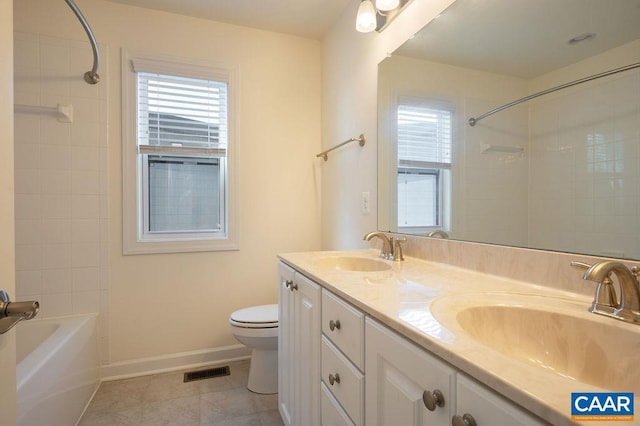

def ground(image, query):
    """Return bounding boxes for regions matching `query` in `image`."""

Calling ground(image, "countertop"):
[278,249,640,426]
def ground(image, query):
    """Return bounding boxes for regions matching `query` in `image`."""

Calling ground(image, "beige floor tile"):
[78,360,284,426]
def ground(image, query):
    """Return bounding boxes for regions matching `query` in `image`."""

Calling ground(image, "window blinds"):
[397,103,452,169]
[137,72,228,157]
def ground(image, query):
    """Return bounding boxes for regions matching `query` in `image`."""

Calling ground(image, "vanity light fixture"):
[356,0,377,33]
[356,0,413,33]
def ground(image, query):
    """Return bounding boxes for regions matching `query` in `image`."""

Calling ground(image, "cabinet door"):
[366,318,455,426]
[278,262,296,426]
[455,374,545,426]
[294,272,322,426]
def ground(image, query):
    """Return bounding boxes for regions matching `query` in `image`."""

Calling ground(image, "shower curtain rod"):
[64,0,100,84]
[468,62,640,127]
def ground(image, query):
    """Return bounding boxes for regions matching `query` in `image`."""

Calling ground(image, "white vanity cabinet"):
[365,318,546,426]
[321,290,365,425]
[278,262,321,426]
[279,259,549,426]
[455,373,545,426]
[365,318,455,426]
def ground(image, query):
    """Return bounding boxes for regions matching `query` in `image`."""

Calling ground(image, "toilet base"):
[247,348,278,394]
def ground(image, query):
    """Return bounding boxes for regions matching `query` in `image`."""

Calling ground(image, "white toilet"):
[229,304,279,394]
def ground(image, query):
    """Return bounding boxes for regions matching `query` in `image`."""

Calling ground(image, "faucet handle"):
[570,261,591,272]
[571,261,618,311]
[391,237,406,261]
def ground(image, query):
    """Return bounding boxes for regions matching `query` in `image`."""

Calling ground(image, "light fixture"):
[356,0,377,33]
[355,0,411,34]
[376,0,399,12]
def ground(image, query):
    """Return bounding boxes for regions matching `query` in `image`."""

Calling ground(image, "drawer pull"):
[284,280,293,289]
[452,413,477,426]
[328,373,341,386]
[422,389,445,411]
[329,319,341,331]
[290,283,298,292]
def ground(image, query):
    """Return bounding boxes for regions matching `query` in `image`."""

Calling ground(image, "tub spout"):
[0,290,39,334]
[4,301,40,320]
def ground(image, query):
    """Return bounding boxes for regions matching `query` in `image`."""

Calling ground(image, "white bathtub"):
[17,314,100,426]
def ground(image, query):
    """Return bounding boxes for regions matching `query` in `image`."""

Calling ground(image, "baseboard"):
[100,344,251,381]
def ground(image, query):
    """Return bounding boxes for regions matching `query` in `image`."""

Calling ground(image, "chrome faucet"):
[572,260,640,324]
[363,232,405,261]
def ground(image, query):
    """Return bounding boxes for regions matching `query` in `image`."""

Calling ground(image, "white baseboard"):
[100,344,252,381]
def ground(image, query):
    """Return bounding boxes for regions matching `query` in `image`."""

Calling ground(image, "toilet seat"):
[229,304,278,329]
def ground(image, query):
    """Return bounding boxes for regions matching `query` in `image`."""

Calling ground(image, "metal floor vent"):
[183,366,230,383]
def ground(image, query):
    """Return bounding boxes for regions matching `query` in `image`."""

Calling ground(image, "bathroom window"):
[122,51,238,254]
[396,99,452,233]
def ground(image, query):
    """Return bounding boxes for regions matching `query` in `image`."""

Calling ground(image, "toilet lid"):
[230,304,278,326]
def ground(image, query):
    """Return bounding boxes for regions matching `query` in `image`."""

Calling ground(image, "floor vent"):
[183,366,230,383]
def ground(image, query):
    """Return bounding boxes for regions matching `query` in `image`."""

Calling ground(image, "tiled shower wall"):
[13,32,109,364]
[528,69,640,259]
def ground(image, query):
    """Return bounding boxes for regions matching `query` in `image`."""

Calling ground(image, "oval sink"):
[312,256,392,272]
[432,293,640,392]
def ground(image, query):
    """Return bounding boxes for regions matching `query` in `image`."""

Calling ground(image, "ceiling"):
[106,0,351,39]
[396,0,640,79]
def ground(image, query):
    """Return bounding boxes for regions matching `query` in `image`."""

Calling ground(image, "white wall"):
[14,0,322,371]
[0,0,17,421]
[321,0,455,249]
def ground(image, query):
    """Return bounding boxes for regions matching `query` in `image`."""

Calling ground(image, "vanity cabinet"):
[365,318,546,426]
[279,260,548,426]
[365,318,455,426]
[278,262,321,426]
[321,290,365,425]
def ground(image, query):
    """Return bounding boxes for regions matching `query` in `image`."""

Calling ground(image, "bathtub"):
[17,314,100,426]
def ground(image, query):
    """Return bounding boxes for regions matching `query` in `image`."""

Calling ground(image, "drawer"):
[321,382,356,426]
[322,290,365,369]
[321,336,364,425]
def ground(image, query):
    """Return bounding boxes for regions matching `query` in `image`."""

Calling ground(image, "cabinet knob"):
[284,280,293,289]
[452,413,477,426]
[329,319,341,331]
[290,283,298,292]
[422,389,445,411]
[328,373,341,386]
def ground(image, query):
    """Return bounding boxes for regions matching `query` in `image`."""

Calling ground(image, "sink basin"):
[312,256,392,272]
[432,293,640,392]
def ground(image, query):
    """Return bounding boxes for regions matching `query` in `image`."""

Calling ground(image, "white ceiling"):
[396,0,640,79]
[106,0,352,39]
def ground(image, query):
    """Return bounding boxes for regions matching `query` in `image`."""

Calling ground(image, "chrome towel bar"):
[317,134,366,161]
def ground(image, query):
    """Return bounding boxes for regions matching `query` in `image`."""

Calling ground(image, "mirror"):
[378,0,640,260]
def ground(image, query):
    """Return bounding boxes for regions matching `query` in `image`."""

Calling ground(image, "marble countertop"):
[278,249,640,426]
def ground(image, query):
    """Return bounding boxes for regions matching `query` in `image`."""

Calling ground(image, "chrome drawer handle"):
[452,413,477,426]
[422,389,445,411]
[328,373,341,386]
[329,319,341,331]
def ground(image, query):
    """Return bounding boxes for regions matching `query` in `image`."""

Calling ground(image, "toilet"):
[229,304,279,394]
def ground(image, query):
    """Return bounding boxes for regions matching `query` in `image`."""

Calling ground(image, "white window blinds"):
[397,103,452,169]
[137,72,228,157]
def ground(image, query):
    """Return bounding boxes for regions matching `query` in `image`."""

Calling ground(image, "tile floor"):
[79,360,284,426]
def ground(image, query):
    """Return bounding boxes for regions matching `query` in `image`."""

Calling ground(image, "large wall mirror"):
[378,0,640,260]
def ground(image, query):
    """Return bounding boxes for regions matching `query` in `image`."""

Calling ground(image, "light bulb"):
[376,0,399,12]
[356,0,377,33]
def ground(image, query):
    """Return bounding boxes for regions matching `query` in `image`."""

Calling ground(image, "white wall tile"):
[42,268,72,294]
[42,243,72,269]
